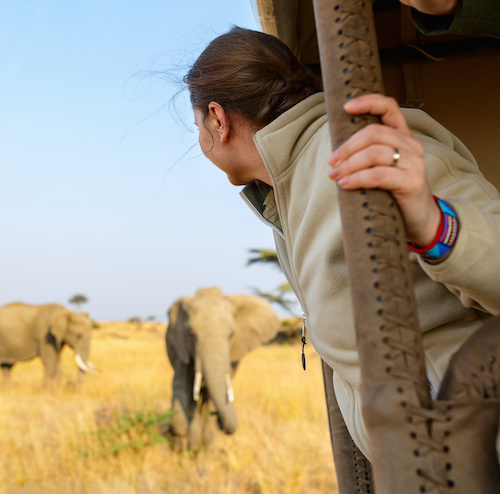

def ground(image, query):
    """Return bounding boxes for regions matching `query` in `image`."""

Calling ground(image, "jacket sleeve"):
[413,133,500,315]
[410,0,500,35]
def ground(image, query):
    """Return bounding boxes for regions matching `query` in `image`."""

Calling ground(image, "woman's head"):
[185,26,322,130]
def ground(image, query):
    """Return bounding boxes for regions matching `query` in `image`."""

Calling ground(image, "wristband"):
[407,196,459,263]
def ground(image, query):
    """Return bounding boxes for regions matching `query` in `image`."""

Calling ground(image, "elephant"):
[0,302,96,385]
[166,286,281,451]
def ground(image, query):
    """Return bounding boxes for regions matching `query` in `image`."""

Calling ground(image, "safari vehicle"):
[253,1,500,493]
[254,0,500,189]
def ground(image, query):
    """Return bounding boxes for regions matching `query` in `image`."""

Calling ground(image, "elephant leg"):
[40,344,62,384]
[166,394,188,452]
[1,363,13,385]
[171,397,189,441]
[168,408,188,452]
[170,363,194,439]
[188,400,205,451]
[200,398,218,448]
[188,396,220,452]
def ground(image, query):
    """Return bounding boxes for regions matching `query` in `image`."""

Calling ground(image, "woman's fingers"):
[326,94,441,246]
[399,0,458,15]
[343,94,412,133]
[329,94,424,171]
[329,123,424,168]
[329,144,404,180]
[330,145,427,203]
[333,161,425,194]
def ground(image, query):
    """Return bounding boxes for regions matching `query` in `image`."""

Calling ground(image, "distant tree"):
[252,283,296,313]
[247,249,279,267]
[69,294,88,312]
[128,316,142,331]
[247,249,297,313]
[147,315,156,322]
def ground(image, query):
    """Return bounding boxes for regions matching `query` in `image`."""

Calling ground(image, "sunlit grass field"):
[1,322,338,494]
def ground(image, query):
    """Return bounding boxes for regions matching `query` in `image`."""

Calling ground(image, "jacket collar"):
[240,92,327,232]
[253,91,327,180]
[240,180,284,237]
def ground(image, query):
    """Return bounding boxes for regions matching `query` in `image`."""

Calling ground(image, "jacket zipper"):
[243,142,310,370]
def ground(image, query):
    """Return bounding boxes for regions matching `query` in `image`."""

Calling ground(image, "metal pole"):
[312,1,432,492]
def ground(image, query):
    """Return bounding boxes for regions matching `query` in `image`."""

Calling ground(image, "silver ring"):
[392,148,400,165]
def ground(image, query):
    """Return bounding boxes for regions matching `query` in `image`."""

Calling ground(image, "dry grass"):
[0,322,337,494]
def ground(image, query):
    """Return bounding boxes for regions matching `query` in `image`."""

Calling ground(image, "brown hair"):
[185,27,322,129]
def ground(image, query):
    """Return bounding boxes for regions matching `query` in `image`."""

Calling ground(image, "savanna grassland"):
[1,322,338,494]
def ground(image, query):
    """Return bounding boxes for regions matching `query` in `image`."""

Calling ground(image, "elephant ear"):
[227,295,281,364]
[166,297,193,365]
[49,310,70,349]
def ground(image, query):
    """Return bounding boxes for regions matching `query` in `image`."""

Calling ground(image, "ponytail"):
[185,27,323,128]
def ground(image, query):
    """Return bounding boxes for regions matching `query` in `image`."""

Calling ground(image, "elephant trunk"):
[198,342,238,434]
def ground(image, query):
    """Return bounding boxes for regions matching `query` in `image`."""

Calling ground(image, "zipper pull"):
[301,312,307,371]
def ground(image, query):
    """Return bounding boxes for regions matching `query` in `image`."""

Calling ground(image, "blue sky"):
[0,1,293,321]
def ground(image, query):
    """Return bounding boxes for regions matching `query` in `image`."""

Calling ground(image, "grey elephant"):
[0,302,96,385]
[166,286,280,451]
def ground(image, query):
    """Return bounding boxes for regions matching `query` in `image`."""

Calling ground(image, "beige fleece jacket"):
[241,92,500,459]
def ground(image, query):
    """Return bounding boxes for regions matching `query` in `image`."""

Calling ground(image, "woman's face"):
[194,109,259,186]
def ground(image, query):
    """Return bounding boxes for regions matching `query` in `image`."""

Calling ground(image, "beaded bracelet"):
[407,196,459,264]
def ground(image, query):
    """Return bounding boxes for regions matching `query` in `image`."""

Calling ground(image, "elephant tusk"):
[75,354,98,374]
[226,373,234,403]
[86,360,97,371]
[193,371,202,402]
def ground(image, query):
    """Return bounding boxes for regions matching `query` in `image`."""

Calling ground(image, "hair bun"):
[186,27,322,128]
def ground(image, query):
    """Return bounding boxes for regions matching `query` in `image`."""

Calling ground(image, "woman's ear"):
[208,101,229,143]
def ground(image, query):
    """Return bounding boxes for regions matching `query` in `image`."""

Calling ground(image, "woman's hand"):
[328,94,441,247]
[399,0,457,16]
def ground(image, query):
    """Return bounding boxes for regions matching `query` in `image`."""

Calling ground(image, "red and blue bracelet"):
[407,196,459,264]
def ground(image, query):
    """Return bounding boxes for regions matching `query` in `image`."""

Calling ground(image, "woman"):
[186,26,500,460]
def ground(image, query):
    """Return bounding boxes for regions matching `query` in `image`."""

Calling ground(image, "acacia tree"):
[247,248,297,313]
[247,249,279,266]
[69,294,88,312]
